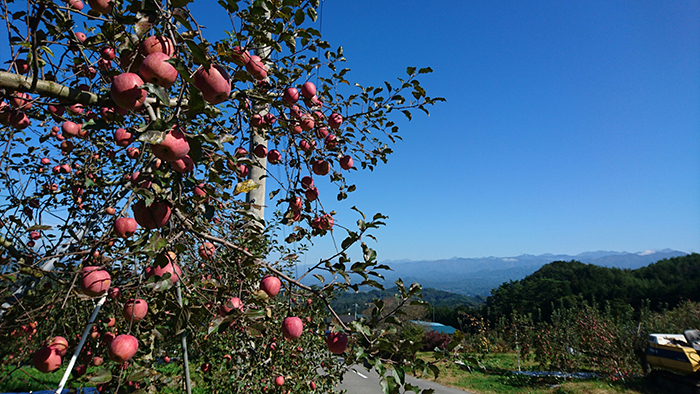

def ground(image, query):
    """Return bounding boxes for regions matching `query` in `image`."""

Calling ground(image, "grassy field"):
[414,352,674,394]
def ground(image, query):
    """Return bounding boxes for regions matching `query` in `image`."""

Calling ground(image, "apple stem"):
[55,294,107,394]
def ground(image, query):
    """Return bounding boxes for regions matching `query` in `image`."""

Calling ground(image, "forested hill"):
[330,287,484,316]
[484,253,700,322]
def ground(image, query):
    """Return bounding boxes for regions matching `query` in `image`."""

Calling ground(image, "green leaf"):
[207,315,225,334]
[127,367,156,382]
[87,368,112,384]
[185,39,209,67]
[294,9,305,25]
[406,66,416,75]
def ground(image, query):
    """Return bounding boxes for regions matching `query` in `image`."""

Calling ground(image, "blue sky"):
[2,1,697,265]
[285,0,700,263]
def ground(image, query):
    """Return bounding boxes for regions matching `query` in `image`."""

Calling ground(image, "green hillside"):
[484,253,700,322]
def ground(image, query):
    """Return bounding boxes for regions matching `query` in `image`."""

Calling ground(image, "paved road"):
[337,365,474,394]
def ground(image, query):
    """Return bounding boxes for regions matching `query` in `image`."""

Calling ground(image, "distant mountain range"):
[299,249,688,296]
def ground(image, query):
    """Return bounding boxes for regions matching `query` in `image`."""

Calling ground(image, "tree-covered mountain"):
[302,249,687,296]
[483,253,700,322]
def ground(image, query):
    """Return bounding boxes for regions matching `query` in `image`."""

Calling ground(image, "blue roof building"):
[411,320,457,334]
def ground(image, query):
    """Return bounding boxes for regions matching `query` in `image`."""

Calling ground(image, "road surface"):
[337,365,474,394]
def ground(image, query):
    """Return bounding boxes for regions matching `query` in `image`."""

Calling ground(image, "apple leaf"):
[294,9,305,25]
[207,315,225,334]
[234,179,259,195]
[87,368,112,384]
[185,39,210,67]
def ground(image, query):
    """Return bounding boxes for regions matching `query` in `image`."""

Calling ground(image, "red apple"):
[315,127,329,140]
[61,121,82,138]
[312,160,330,176]
[111,73,147,110]
[260,276,281,297]
[328,113,343,129]
[93,356,104,366]
[122,299,148,322]
[275,376,285,386]
[103,332,116,344]
[140,36,175,57]
[324,134,338,149]
[87,0,112,14]
[140,52,178,88]
[340,155,353,170]
[133,199,171,229]
[73,364,87,377]
[81,266,111,296]
[301,82,316,99]
[49,336,69,356]
[220,297,243,314]
[253,144,267,158]
[11,92,32,109]
[126,147,140,160]
[170,155,194,173]
[108,334,138,362]
[198,242,215,260]
[231,46,250,66]
[47,104,64,117]
[301,176,314,189]
[114,128,134,147]
[163,356,171,363]
[237,164,249,177]
[300,116,314,131]
[245,55,267,80]
[33,346,62,373]
[282,317,303,340]
[67,0,83,11]
[193,64,231,104]
[101,47,116,60]
[283,87,299,105]
[146,254,182,284]
[327,332,348,354]
[74,31,86,42]
[305,187,319,202]
[267,149,281,164]
[289,197,303,212]
[234,147,247,157]
[151,126,189,162]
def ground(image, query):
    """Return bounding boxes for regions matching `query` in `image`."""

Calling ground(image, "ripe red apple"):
[103,332,116,344]
[67,0,83,11]
[11,92,32,109]
[312,160,330,176]
[9,111,30,129]
[108,334,138,362]
[47,104,64,118]
[193,64,231,104]
[33,346,62,373]
[340,155,353,170]
[114,128,134,147]
[101,47,116,60]
[111,73,147,110]
[299,140,314,153]
[87,0,112,14]
[170,155,194,173]
[49,336,69,356]
[140,36,175,57]
[61,121,81,138]
[283,87,299,105]
[327,332,348,354]
[29,231,40,240]
[305,187,319,202]
[231,46,250,66]
[289,197,303,212]
[150,126,189,162]
[140,52,178,88]
[93,356,104,366]
[275,376,285,386]
[315,127,329,140]
[300,116,314,131]
[234,147,247,157]
[122,299,148,322]
[81,266,111,296]
[73,364,87,377]
[328,113,343,129]
[163,356,171,363]
[312,214,334,231]
[310,381,316,390]
[324,134,338,149]
[74,31,86,42]
[237,164,249,177]
[198,242,215,260]
[126,147,140,160]
[267,149,281,164]
[133,199,171,229]
[301,82,316,99]
[146,255,182,284]
[282,317,304,340]
[220,297,243,314]
[260,276,281,297]
[67,103,84,115]
[253,144,267,158]
[245,55,267,80]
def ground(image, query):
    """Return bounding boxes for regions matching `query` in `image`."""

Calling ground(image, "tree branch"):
[0,71,109,106]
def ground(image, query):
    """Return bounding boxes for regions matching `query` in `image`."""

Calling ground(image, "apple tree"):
[0,0,443,392]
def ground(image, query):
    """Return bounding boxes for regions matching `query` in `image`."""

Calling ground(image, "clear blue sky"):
[284,0,700,263]
[3,1,697,264]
